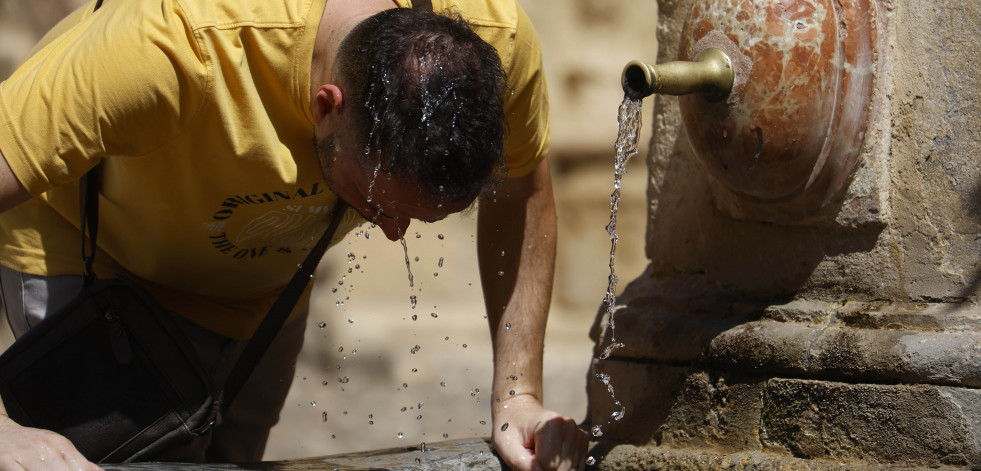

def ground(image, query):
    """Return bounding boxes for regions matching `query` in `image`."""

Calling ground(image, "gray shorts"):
[0,265,307,462]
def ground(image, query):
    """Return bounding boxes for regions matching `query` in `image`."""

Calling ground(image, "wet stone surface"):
[101,438,504,471]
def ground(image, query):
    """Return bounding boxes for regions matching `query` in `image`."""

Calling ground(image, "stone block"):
[658,372,764,452]
[762,379,981,467]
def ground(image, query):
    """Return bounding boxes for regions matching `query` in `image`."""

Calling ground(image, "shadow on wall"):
[960,181,981,302]
[646,125,887,304]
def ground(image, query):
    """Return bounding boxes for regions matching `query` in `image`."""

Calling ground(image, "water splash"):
[600,96,642,359]
[399,228,415,288]
[366,162,382,204]
[592,96,643,439]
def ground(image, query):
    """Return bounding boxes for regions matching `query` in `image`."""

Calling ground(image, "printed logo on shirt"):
[203,182,334,260]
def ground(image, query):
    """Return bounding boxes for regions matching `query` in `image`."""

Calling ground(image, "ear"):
[313,84,344,127]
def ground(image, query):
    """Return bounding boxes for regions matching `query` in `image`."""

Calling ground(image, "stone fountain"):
[587,0,981,469]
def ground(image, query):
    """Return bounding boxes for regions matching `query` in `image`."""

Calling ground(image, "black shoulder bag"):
[0,166,348,463]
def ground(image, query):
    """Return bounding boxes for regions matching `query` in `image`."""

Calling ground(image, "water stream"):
[591,95,643,439]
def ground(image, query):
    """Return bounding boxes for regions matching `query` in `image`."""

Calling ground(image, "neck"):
[310,0,399,100]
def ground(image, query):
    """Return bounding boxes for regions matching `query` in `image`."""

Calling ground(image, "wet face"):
[316,133,470,241]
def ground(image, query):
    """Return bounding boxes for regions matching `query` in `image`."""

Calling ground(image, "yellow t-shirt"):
[0,0,549,339]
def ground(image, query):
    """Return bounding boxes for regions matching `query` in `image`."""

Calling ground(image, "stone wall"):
[588,0,981,468]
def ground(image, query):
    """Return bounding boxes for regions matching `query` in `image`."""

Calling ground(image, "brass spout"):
[621,48,734,100]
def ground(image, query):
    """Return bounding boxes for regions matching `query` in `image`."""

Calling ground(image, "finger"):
[38,433,92,471]
[534,422,563,470]
[0,456,26,471]
[494,430,537,471]
[554,419,582,471]
[570,421,589,471]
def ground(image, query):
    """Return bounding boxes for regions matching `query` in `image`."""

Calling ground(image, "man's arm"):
[0,150,98,470]
[477,158,587,471]
[0,149,32,213]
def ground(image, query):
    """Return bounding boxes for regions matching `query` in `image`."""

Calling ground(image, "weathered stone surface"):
[762,380,981,467]
[101,439,503,471]
[594,444,966,471]
[706,318,981,387]
[657,372,764,452]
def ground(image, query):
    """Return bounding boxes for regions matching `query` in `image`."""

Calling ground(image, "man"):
[0,0,588,470]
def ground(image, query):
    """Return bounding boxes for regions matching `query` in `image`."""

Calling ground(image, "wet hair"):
[333,8,508,204]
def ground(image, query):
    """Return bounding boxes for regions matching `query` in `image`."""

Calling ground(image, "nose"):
[379,216,412,241]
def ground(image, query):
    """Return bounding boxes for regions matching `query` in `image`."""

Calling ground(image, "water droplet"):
[500,422,509,432]
[402,382,408,388]
[346,252,355,261]
[338,376,349,384]
[416,415,422,420]
[479,420,486,425]
[397,432,404,439]
[331,287,337,293]
[322,411,328,422]
[613,410,625,421]
[591,425,603,437]
[437,257,444,268]
[587,456,597,466]
[440,381,446,387]
[368,413,373,418]
[410,295,417,309]
[437,234,444,240]
[443,433,449,438]
[509,390,515,396]
[348,318,354,323]
[411,368,418,372]
[431,312,438,318]
[418,401,424,409]
[318,321,327,328]
[337,346,343,352]
[410,345,421,354]
[401,406,408,412]
[505,322,511,330]
[311,401,317,406]
[411,314,418,321]
[462,344,468,348]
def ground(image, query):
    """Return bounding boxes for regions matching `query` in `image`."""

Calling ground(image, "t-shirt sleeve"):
[0,0,207,196]
[498,2,549,178]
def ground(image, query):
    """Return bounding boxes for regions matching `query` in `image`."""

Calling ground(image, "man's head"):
[314,7,508,240]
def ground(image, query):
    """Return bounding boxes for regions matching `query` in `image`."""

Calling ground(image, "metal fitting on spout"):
[622,48,734,100]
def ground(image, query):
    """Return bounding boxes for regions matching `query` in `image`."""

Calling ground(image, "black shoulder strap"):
[79,168,100,287]
[81,0,105,288]
[221,201,348,412]
[413,0,432,11]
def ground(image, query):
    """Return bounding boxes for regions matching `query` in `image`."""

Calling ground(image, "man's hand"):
[0,415,100,471]
[477,159,588,470]
[492,394,588,471]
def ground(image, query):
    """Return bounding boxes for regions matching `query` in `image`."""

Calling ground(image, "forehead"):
[337,155,469,222]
